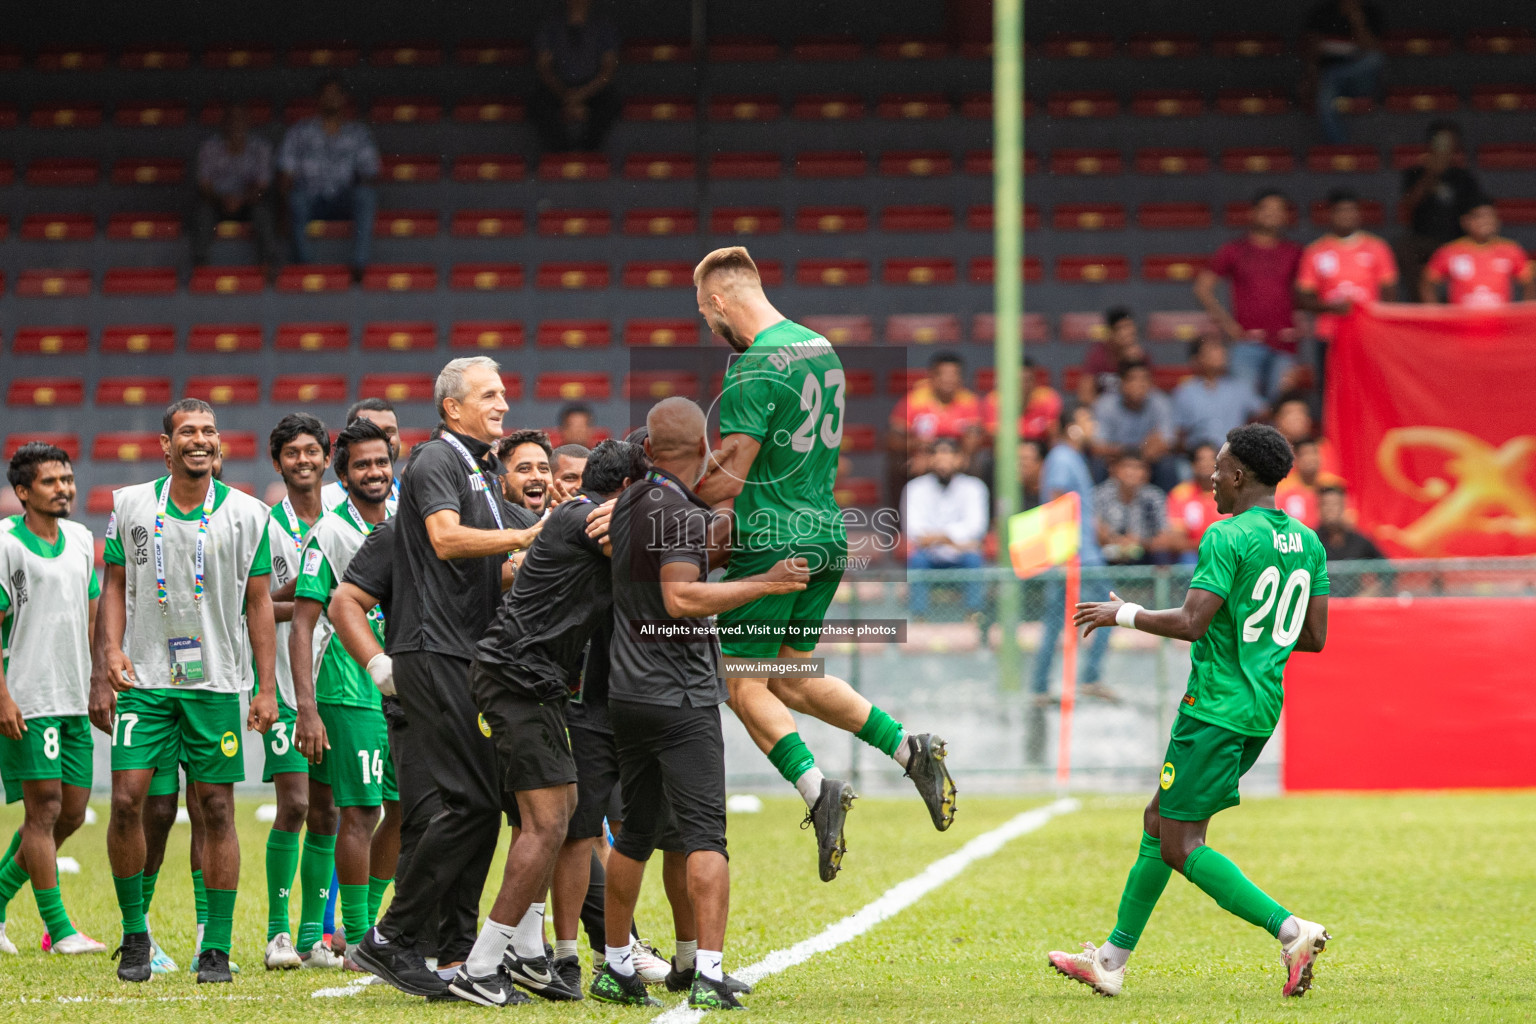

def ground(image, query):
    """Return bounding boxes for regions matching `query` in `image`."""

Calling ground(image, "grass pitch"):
[0,791,1532,1023]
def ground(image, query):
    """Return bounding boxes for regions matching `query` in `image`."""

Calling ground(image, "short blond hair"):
[693,245,760,288]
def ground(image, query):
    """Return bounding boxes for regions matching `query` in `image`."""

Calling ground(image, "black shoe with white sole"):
[902,733,957,831]
[504,950,583,1001]
[447,964,531,1007]
[349,928,448,998]
[802,777,856,882]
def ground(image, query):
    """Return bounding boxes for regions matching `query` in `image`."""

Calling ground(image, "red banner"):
[1326,303,1536,557]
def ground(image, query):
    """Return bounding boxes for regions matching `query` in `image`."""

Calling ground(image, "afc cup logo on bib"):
[131,525,150,565]
[1160,762,1176,790]
[9,569,26,608]
[221,731,239,758]
[478,714,492,737]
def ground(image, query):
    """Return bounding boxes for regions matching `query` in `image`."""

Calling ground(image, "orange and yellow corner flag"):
[1008,492,1081,579]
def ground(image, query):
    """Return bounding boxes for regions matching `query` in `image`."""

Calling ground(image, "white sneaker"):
[1048,942,1125,997]
[0,922,17,955]
[631,940,670,985]
[301,938,346,969]
[265,932,302,970]
[49,931,107,954]
[1281,918,1330,997]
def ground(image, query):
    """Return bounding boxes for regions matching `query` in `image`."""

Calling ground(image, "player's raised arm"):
[1074,588,1225,643]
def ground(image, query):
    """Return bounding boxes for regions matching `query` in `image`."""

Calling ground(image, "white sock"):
[465,919,515,976]
[892,730,913,768]
[697,949,724,983]
[424,956,438,971]
[605,943,635,976]
[794,767,826,808]
[511,903,545,959]
[436,965,457,981]
[554,938,578,961]
[674,938,697,970]
[195,922,205,954]
[1098,942,1131,972]
[1277,916,1300,945]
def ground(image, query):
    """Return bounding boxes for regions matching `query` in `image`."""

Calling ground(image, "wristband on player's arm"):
[1115,603,1144,629]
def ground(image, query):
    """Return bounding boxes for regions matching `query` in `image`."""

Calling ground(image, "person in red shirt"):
[889,351,983,476]
[1297,188,1398,337]
[1420,200,1536,307]
[1166,442,1222,563]
[1194,189,1304,400]
[1076,307,1153,406]
[982,359,1063,443]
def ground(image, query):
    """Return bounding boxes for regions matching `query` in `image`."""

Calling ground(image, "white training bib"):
[264,500,319,707]
[0,518,95,718]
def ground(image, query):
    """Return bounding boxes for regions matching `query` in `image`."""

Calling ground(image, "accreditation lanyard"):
[342,497,392,536]
[279,496,306,553]
[646,469,688,498]
[155,477,217,610]
[440,433,504,530]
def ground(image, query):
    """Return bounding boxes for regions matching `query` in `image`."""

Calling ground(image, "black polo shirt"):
[388,429,519,661]
[340,517,396,620]
[474,489,612,702]
[608,467,726,709]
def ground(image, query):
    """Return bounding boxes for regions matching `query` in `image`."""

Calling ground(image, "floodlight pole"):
[993,0,1024,690]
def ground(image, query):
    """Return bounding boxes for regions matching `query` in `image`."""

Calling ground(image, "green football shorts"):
[0,715,93,804]
[1156,712,1271,822]
[717,539,848,659]
[309,703,396,807]
[111,689,245,785]
[261,694,309,782]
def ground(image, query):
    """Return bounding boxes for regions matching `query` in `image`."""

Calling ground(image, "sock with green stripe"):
[139,870,160,922]
[202,888,237,953]
[1102,831,1173,968]
[297,834,336,950]
[856,706,907,760]
[114,872,147,935]
[340,883,370,946]
[265,828,302,940]
[33,886,77,941]
[767,732,825,807]
[1181,844,1291,937]
[367,876,391,926]
[192,869,209,926]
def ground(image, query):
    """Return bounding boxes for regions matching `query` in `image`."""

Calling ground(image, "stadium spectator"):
[555,402,598,448]
[1420,200,1535,307]
[1296,188,1399,382]
[890,352,984,477]
[1093,454,1177,566]
[531,0,621,153]
[1194,189,1304,400]
[1091,362,1179,491]
[1317,485,1385,562]
[277,78,379,280]
[191,103,276,273]
[1166,442,1221,563]
[1171,337,1267,457]
[1302,0,1386,143]
[1077,307,1152,405]
[1273,393,1342,475]
[1277,436,1348,528]
[982,359,1062,443]
[901,439,989,618]
[1010,438,1047,515]
[1400,121,1485,296]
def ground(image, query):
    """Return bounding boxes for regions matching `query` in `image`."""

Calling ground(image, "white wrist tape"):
[366,653,396,697]
[1115,603,1144,629]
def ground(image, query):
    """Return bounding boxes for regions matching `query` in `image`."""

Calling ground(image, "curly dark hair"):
[7,442,72,490]
[1225,424,1294,486]
[268,412,331,463]
[495,429,552,463]
[583,440,648,496]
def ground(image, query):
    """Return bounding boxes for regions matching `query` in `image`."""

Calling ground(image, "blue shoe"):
[149,937,177,974]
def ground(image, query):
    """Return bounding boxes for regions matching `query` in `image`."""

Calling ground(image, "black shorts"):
[610,698,727,862]
[469,662,579,802]
[567,716,619,841]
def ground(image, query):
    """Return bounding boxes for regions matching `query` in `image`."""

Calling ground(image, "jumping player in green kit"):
[1049,423,1332,999]
[691,246,956,883]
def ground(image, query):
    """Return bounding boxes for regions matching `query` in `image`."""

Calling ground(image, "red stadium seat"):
[102,325,176,354]
[380,155,442,183]
[1129,33,1202,58]
[623,208,697,237]
[1143,254,1211,282]
[270,375,346,404]
[375,210,439,237]
[0,105,14,130]
[797,151,868,178]
[107,212,181,240]
[86,487,117,516]
[451,209,525,237]
[537,321,611,348]
[95,376,173,407]
[1047,91,1119,118]
[536,373,611,402]
[877,94,950,120]
[624,320,699,347]
[302,219,353,240]
[795,206,868,234]
[13,327,88,355]
[92,432,162,462]
[30,102,103,129]
[838,425,878,453]
[1211,33,1285,57]
[0,163,13,187]
[371,42,442,66]
[113,158,185,186]
[964,205,1040,231]
[1216,89,1290,115]
[452,154,527,181]
[624,372,699,401]
[1056,255,1130,283]
[960,93,993,119]
[1135,148,1210,176]
[708,37,779,62]
[801,315,873,346]
[1381,30,1453,56]
[885,314,960,344]
[708,152,781,179]
[1043,33,1116,58]
[36,45,106,70]
[1220,148,1296,174]
[796,260,870,287]
[364,264,437,292]
[26,159,99,186]
[794,94,865,120]
[1154,366,1197,391]
[1131,90,1205,117]
[1466,27,1535,54]
[1223,201,1297,228]
[1309,198,1384,226]
[876,37,948,60]
[887,369,927,395]
[189,323,263,353]
[1477,144,1536,170]
[709,94,781,121]
[880,205,954,232]
[622,95,696,121]
[1053,204,1127,231]
[878,150,951,177]
[1050,149,1122,176]
[623,39,689,63]
[794,37,864,61]
[500,375,525,401]
[1138,202,1212,230]
[275,323,349,352]
[622,262,693,288]
[537,209,612,237]
[1058,313,1109,343]
[969,257,1043,284]
[709,207,782,235]
[202,44,276,69]
[538,153,610,181]
[278,264,350,293]
[359,374,435,403]
[1495,198,1536,225]
[198,99,275,126]
[115,100,188,128]
[1330,95,1374,115]
[104,267,177,295]
[450,263,524,291]
[453,95,521,123]
[972,313,1051,343]
[5,434,80,460]
[451,321,524,350]
[536,262,610,290]
[23,214,94,241]
[455,41,530,65]
[623,153,696,180]
[1472,84,1536,112]
[287,42,359,67]
[396,429,432,457]
[883,258,956,285]
[187,375,262,405]
[190,266,264,295]
[1386,86,1460,113]
[755,261,785,286]
[7,378,84,407]
[1307,145,1382,173]
[1148,311,1217,342]
[18,269,91,297]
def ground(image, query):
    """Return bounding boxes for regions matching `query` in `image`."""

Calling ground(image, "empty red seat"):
[364,264,437,292]
[96,377,172,407]
[1135,148,1210,175]
[23,214,94,241]
[708,37,779,62]
[1220,148,1296,174]
[455,41,530,65]
[6,433,80,460]
[794,94,865,120]
[1224,201,1297,228]
[0,162,13,187]
[85,487,118,515]
[839,425,879,453]
[269,375,346,404]
[287,42,358,67]
[1128,33,1201,58]
[885,314,960,344]
[375,210,439,237]
[801,315,873,345]
[624,320,698,347]
[622,95,696,121]
[796,206,867,234]
[538,153,610,181]
[1148,312,1216,342]
[623,153,696,180]
[880,205,954,232]
[303,219,353,240]
[115,100,188,128]
[888,369,927,395]
[451,263,524,291]
[972,313,1051,343]
[1050,149,1122,175]
[794,37,864,61]
[451,321,524,350]
[708,152,781,179]
[1472,84,1536,111]
[537,321,611,348]
[877,36,949,60]
[202,44,276,68]
[1138,203,1212,230]
[623,262,693,288]
[1309,198,1384,226]
[278,264,350,293]
[796,260,870,287]
[878,150,951,177]
[1132,90,1205,117]
[18,269,91,297]
[108,212,181,240]
[1307,145,1381,173]
[538,209,612,237]
[960,93,992,119]
[1154,366,1197,391]
[31,102,103,128]
[623,208,697,236]
[1044,33,1116,58]
[709,207,782,235]
[1478,144,1536,170]
[623,38,688,62]
[1212,33,1284,57]
[709,94,780,121]
[755,261,785,286]
[624,373,698,400]
[276,323,349,352]
[104,267,177,295]
[452,209,525,237]
[1467,27,1534,54]
[1386,86,1460,113]
[113,158,185,185]
[1382,30,1452,56]
[1048,91,1118,118]
[190,266,264,294]
[877,94,950,119]
[26,159,99,186]
[36,45,106,70]
[102,325,176,354]
[1057,256,1130,283]
[536,373,611,402]
[91,432,161,462]
[359,374,435,402]
[964,205,1041,232]
[372,42,443,67]
[536,262,610,290]
[1217,89,1289,115]
[797,151,868,178]
[452,154,527,181]
[1143,254,1210,282]
[189,323,262,353]
[12,327,88,355]
[1053,204,1126,231]
[0,105,14,130]
[883,258,955,285]
[1056,313,1108,343]
[969,257,1044,284]
[1329,95,1374,115]
[7,378,84,406]
[380,155,442,183]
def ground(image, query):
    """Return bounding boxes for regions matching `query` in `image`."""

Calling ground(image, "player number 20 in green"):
[358,748,384,785]
[791,370,846,452]
[1241,566,1313,646]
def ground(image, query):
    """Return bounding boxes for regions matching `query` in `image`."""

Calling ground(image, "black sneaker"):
[903,733,957,831]
[801,777,856,882]
[504,949,582,1001]
[689,972,746,1010]
[196,948,233,984]
[667,957,753,996]
[447,964,531,1007]
[113,931,153,983]
[589,963,661,1006]
[349,927,448,997]
[552,955,584,999]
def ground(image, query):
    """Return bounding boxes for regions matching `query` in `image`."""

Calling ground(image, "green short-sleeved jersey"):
[295,505,386,709]
[1182,505,1329,738]
[718,319,849,553]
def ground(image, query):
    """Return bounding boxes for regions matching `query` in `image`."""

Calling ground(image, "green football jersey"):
[294,505,386,709]
[717,319,849,554]
[1182,505,1329,737]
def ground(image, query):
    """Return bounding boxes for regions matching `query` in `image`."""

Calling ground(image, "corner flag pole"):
[992,0,1024,689]
[1055,556,1080,791]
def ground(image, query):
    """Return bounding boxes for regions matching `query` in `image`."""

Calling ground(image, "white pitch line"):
[310,975,379,999]
[650,797,1080,1024]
